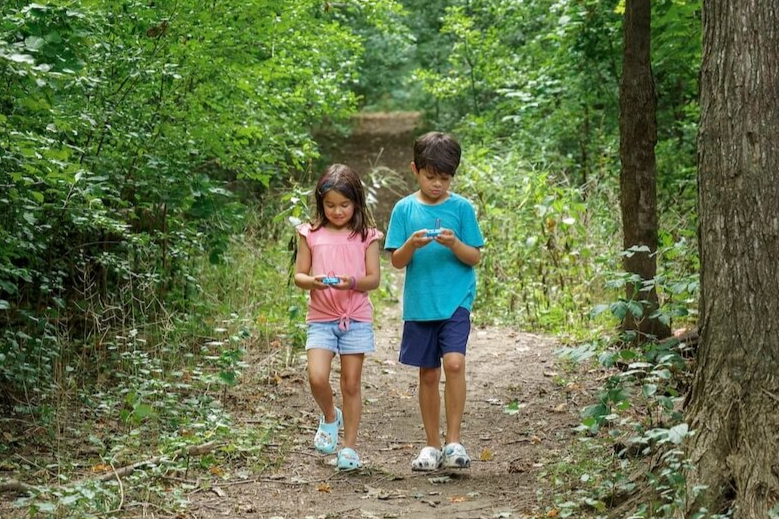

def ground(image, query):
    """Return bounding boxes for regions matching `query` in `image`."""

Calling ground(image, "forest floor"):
[185,113,592,518]
[186,292,591,519]
[0,112,599,519]
[185,293,587,519]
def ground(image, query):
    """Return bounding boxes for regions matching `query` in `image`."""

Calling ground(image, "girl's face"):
[322,189,355,230]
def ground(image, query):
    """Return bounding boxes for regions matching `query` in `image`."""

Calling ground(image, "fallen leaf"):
[317,482,331,493]
[547,509,560,518]
[480,448,494,461]
[450,496,467,503]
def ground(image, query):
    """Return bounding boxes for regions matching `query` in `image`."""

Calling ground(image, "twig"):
[762,389,779,404]
[0,479,36,493]
[0,440,223,495]
[104,459,125,514]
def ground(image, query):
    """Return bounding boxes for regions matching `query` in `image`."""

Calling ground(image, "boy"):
[384,131,484,471]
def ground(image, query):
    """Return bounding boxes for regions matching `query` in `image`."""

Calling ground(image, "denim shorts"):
[306,320,376,355]
[399,307,471,368]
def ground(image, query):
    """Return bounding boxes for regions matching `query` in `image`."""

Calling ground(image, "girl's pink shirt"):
[298,223,384,329]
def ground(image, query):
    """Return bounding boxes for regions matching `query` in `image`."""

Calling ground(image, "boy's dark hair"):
[311,163,376,241]
[413,131,461,176]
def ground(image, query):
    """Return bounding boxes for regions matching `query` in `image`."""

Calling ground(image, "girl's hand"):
[330,275,355,291]
[311,275,330,290]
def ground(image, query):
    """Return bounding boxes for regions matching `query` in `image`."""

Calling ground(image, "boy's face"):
[412,163,452,205]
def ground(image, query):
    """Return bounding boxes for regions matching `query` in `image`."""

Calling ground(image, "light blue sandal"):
[336,447,362,471]
[313,407,342,454]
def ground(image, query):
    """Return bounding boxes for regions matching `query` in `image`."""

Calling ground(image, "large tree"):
[618,0,671,340]
[684,1,779,516]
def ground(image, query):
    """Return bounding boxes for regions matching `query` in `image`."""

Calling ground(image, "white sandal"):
[443,442,471,468]
[411,446,443,471]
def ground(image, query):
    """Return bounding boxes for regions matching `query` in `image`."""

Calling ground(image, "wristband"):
[349,276,357,289]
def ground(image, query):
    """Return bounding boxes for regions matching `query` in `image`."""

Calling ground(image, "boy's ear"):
[410,161,419,175]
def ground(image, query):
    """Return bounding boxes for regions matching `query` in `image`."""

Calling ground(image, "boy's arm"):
[390,230,432,269]
[436,230,481,266]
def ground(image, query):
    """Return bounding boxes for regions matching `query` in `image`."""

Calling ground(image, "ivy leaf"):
[667,423,689,444]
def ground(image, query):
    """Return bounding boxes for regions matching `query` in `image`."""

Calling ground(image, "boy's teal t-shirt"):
[385,193,485,321]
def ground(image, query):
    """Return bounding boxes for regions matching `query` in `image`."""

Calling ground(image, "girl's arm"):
[293,235,325,290]
[355,240,381,291]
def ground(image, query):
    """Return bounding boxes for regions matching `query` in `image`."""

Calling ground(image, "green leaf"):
[589,304,609,318]
[218,370,237,385]
[34,502,57,513]
[642,384,657,397]
[503,399,521,415]
[626,300,644,318]
[667,423,689,444]
[609,301,627,319]
[132,403,154,421]
[0,300,9,310]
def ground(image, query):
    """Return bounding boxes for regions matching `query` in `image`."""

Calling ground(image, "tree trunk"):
[618,0,671,340]
[685,2,779,517]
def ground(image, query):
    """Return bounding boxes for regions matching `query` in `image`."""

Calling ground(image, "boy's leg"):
[307,348,337,422]
[442,352,466,444]
[439,308,471,468]
[418,366,443,448]
[339,353,365,448]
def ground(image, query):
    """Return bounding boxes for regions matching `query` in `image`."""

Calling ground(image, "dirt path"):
[188,114,581,519]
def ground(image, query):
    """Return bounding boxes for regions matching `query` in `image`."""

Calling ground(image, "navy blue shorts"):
[399,307,471,368]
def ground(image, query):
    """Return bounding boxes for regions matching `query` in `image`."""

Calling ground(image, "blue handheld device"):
[426,218,442,237]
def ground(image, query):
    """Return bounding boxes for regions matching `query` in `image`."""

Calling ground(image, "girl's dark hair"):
[311,164,376,241]
[413,131,461,176]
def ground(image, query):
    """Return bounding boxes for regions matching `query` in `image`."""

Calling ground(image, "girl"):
[293,164,383,471]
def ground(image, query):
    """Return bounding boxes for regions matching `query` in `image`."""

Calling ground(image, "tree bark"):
[685,1,779,517]
[618,0,671,340]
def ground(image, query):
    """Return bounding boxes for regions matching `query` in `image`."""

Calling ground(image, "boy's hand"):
[409,229,435,249]
[433,228,458,248]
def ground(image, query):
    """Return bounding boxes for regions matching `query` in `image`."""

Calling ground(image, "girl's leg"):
[418,366,442,448]
[307,348,337,422]
[339,353,365,448]
[442,352,466,445]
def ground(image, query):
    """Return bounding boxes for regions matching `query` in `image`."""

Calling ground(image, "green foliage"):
[0,0,374,401]
[4,201,307,517]
[459,151,620,332]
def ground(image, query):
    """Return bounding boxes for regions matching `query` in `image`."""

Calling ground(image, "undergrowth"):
[0,202,309,518]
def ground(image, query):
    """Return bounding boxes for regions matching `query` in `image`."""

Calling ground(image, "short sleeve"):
[459,201,484,248]
[384,202,407,251]
[365,228,384,249]
[296,223,311,237]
